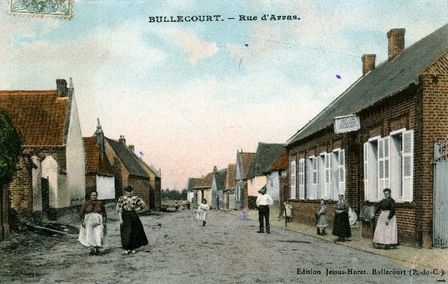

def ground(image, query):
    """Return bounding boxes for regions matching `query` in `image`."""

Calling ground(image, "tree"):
[0,110,22,238]
[0,110,22,184]
[179,189,188,200]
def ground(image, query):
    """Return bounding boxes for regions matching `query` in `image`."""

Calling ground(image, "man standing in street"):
[256,186,273,234]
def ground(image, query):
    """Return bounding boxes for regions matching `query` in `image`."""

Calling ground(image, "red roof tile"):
[0,90,68,146]
[84,137,114,176]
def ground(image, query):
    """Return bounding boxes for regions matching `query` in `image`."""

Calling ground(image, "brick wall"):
[126,177,151,211]
[418,53,448,247]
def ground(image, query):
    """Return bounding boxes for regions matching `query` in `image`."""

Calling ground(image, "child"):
[284,201,293,223]
[316,199,328,235]
[196,199,210,226]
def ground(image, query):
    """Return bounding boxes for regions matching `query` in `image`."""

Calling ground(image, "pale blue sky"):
[1,0,447,189]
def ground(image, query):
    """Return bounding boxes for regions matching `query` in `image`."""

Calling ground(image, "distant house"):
[286,25,448,248]
[235,151,255,210]
[211,167,227,210]
[137,158,162,211]
[265,149,289,216]
[104,135,151,211]
[0,79,86,224]
[83,136,115,202]
[185,178,201,204]
[193,171,214,207]
[225,164,236,210]
[246,143,285,209]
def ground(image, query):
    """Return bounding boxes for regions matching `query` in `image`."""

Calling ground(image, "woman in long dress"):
[116,186,149,255]
[373,188,398,249]
[78,191,107,255]
[332,194,351,242]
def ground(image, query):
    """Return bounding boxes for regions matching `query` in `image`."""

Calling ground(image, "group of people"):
[78,185,148,256]
[256,185,398,250]
[79,184,398,255]
[331,188,397,249]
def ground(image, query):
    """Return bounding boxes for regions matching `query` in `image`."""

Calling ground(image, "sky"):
[0,0,447,190]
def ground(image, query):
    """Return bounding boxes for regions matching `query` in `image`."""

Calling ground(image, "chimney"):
[387,28,405,61]
[362,54,376,76]
[129,145,135,152]
[119,135,126,145]
[95,118,105,162]
[56,79,67,97]
[213,166,217,173]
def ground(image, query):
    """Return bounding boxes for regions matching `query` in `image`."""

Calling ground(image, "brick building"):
[235,150,254,210]
[286,24,448,248]
[0,79,86,225]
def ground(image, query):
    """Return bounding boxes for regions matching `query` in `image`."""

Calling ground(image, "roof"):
[0,90,69,146]
[267,148,289,173]
[213,168,227,191]
[135,155,162,179]
[194,172,214,189]
[238,152,255,179]
[247,143,285,179]
[83,137,114,176]
[287,23,448,145]
[186,178,201,191]
[106,137,148,178]
[225,164,236,190]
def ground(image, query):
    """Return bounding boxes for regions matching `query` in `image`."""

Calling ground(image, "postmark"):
[9,0,73,19]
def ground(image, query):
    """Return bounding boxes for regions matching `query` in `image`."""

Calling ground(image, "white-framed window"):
[305,157,313,199]
[363,129,414,202]
[323,153,331,200]
[298,159,305,199]
[300,149,346,201]
[290,160,296,199]
[309,156,319,199]
[338,149,346,196]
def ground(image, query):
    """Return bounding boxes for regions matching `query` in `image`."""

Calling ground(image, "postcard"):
[1,0,448,283]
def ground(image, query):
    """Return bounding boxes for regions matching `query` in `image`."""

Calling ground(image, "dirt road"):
[0,207,443,283]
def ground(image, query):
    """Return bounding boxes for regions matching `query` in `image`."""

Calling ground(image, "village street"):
[0,206,444,284]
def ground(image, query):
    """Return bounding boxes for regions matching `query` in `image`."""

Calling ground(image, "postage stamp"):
[9,0,73,19]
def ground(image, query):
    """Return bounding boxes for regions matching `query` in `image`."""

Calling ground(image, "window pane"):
[385,160,389,178]
[379,161,384,178]
[404,156,411,176]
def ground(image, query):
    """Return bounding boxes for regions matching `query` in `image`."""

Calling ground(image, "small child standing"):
[196,199,210,226]
[284,201,293,223]
[316,199,328,235]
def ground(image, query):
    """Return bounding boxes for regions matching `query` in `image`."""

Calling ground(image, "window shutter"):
[378,137,390,196]
[290,160,296,199]
[331,151,340,200]
[363,142,369,200]
[339,149,346,195]
[306,158,313,199]
[402,130,414,201]
[298,159,305,200]
[324,153,331,199]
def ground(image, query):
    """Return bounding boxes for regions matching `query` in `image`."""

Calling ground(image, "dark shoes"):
[257,230,264,233]
[266,231,271,234]
[90,248,101,255]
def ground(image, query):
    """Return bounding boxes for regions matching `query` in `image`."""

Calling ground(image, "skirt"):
[196,209,207,221]
[120,210,149,250]
[332,212,351,238]
[373,210,398,245]
[78,213,105,247]
[317,214,328,228]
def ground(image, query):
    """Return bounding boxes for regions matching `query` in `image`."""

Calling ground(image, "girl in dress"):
[316,199,328,235]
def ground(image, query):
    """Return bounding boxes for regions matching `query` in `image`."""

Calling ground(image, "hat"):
[124,186,134,192]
